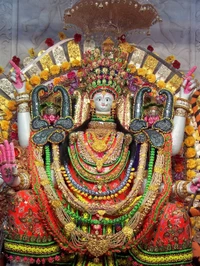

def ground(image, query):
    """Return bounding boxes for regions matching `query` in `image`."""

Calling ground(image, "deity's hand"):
[0,140,18,186]
[187,175,200,194]
[180,66,197,100]
[9,60,26,93]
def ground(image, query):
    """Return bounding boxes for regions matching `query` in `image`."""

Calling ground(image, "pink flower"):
[74,33,82,43]
[67,71,76,79]
[45,38,54,47]
[55,255,60,261]
[12,56,20,66]
[36,258,41,264]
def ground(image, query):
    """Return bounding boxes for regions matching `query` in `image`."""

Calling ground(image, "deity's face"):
[93,91,114,114]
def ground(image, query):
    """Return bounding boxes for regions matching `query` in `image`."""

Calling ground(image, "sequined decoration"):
[67,40,81,62]
[168,74,183,94]
[38,50,54,70]
[117,94,131,130]
[155,64,171,81]
[23,57,41,77]
[142,55,159,73]
[0,78,15,99]
[129,48,146,68]
[52,46,67,66]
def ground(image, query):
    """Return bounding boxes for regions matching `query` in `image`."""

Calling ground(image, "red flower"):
[118,34,126,43]
[45,38,54,47]
[12,56,20,66]
[172,60,181,69]
[67,71,76,79]
[74,33,82,43]
[147,45,154,52]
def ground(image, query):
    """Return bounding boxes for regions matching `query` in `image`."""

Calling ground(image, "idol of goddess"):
[0,40,200,266]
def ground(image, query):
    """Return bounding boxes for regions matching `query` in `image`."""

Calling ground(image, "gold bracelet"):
[14,171,30,190]
[17,102,30,113]
[175,98,191,112]
[174,108,187,117]
[175,180,189,199]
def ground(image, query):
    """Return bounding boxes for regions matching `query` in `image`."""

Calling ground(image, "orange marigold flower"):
[157,80,166,89]
[11,122,18,131]
[53,77,61,85]
[0,66,4,75]
[186,169,196,180]
[50,65,60,75]
[7,101,16,111]
[185,125,195,136]
[61,61,71,71]
[184,136,195,147]
[186,147,196,158]
[71,59,81,67]
[127,64,136,74]
[40,70,49,81]
[58,32,67,40]
[4,109,13,120]
[187,159,197,169]
[174,163,184,173]
[30,75,41,86]
[165,55,175,63]
[25,82,33,93]
[147,74,156,83]
[137,68,147,76]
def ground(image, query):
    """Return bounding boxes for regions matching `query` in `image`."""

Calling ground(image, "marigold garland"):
[50,65,60,75]
[40,70,49,81]
[30,75,41,86]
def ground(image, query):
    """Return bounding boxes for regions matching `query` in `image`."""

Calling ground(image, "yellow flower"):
[11,122,18,131]
[186,169,196,180]
[7,101,16,111]
[25,82,33,93]
[50,65,60,75]
[77,69,83,78]
[40,70,49,81]
[127,64,136,74]
[28,48,36,58]
[53,77,61,85]
[0,66,4,75]
[186,147,196,158]
[165,55,175,63]
[185,125,195,136]
[2,130,8,140]
[30,75,41,86]
[147,73,156,83]
[137,68,147,76]
[184,136,195,147]
[187,159,197,169]
[61,61,71,71]
[71,59,81,67]
[58,32,67,40]
[157,80,166,89]
[0,120,9,131]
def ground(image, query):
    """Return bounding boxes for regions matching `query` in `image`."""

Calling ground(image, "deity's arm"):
[10,61,31,148]
[171,67,197,155]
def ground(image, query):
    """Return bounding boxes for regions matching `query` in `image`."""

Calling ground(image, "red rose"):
[67,71,76,79]
[12,56,20,66]
[172,59,181,69]
[147,45,154,52]
[74,33,82,43]
[118,34,126,43]
[45,38,54,47]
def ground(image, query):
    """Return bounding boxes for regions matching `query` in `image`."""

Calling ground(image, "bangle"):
[174,98,191,112]
[175,180,189,199]
[174,108,187,117]
[14,171,30,190]
[16,93,30,105]
[17,102,30,113]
